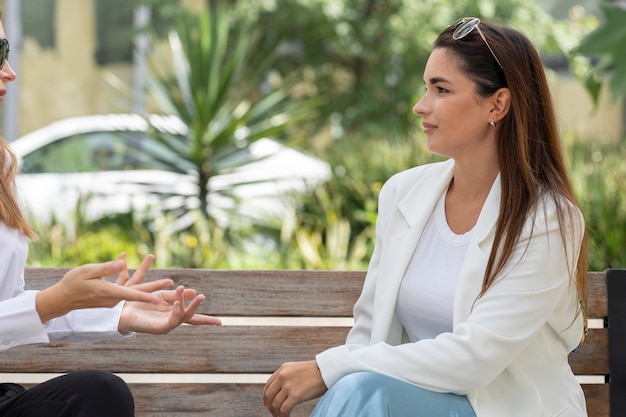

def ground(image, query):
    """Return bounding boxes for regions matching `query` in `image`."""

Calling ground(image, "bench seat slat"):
[134,383,610,417]
[21,383,317,417]
[17,383,609,417]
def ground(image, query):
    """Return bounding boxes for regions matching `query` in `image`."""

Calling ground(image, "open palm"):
[118,285,221,335]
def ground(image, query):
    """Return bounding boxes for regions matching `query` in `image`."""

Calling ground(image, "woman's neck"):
[444,161,499,234]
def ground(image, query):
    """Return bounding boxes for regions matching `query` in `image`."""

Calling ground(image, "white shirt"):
[396,191,472,341]
[0,220,132,352]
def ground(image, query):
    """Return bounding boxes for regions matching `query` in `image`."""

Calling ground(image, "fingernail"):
[112,260,124,271]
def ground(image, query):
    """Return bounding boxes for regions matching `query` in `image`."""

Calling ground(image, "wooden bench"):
[0,268,624,417]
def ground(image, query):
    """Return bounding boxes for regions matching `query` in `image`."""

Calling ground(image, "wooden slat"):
[0,326,350,373]
[587,271,608,318]
[24,268,365,317]
[583,384,610,417]
[19,382,609,417]
[129,384,317,417]
[20,383,316,417]
[569,328,609,375]
[24,268,607,317]
[131,383,612,417]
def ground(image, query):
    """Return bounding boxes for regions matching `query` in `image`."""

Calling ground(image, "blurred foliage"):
[572,3,626,103]
[139,0,597,138]
[27,207,282,269]
[277,131,443,269]
[227,0,595,137]
[26,1,624,272]
[30,132,626,272]
[132,3,318,230]
[28,130,439,269]
[28,212,147,267]
[566,136,626,271]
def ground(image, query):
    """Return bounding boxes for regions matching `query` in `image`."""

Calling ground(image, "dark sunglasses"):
[451,17,503,70]
[0,39,9,70]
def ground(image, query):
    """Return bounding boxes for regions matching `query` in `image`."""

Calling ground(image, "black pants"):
[0,370,134,417]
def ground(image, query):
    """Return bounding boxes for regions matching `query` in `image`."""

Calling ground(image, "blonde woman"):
[0,14,220,417]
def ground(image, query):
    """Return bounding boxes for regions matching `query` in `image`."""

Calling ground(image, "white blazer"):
[0,222,132,351]
[316,159,587,417]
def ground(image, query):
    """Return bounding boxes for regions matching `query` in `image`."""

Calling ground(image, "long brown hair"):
[433,20,587,312]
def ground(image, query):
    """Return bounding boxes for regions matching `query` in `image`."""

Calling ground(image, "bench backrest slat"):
[0,326,350,373]
[21,268,364,317]
[587,271,608,317]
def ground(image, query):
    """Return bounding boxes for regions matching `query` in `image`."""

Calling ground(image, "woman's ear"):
[489,87,511,123]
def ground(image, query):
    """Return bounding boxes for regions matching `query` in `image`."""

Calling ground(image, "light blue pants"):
[311,372,476,417]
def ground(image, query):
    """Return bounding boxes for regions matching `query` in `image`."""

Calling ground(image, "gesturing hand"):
[114,253,174,293]
[118,285,222,334]
[114,253,221,334]
[263,360,327,417]
[36,256,168,323]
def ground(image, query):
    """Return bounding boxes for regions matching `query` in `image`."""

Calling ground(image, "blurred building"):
[1,0,624,142]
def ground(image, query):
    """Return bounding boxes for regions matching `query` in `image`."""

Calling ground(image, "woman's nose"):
[1,60,17,82]
[412,96,428,116]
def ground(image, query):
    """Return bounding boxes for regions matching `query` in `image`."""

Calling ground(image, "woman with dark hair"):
[0,15,221,417]
[263,17,588,417]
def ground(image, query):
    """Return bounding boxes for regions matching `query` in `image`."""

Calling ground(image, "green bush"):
[27,212,147,266]
[566,136,626,270]
[277,130,442,270]
[26,134,625,272]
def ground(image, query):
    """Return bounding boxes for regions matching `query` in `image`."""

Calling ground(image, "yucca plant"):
[129,3,317,232]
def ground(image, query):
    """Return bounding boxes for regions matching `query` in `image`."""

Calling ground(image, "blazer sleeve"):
[0,293,134,350]
[316,196,585,394]
[0,291,50,351]
[0,224,50,351]
[43,301,135,343]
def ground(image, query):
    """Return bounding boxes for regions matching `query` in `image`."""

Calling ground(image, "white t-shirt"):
[396,191,473,342]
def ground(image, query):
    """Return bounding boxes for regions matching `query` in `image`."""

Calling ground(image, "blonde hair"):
[0,139,36,239]
[0,10,36,239]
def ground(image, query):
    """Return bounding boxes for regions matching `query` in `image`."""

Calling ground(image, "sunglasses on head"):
[451,17,503,70]
[0,39,9,70]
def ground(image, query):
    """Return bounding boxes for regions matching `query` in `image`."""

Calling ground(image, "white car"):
[11,114,331,229]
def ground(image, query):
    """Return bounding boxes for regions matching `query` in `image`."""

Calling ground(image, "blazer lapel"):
[453,174,502,325]
[371,161,455,340]
[396,160,455,229]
